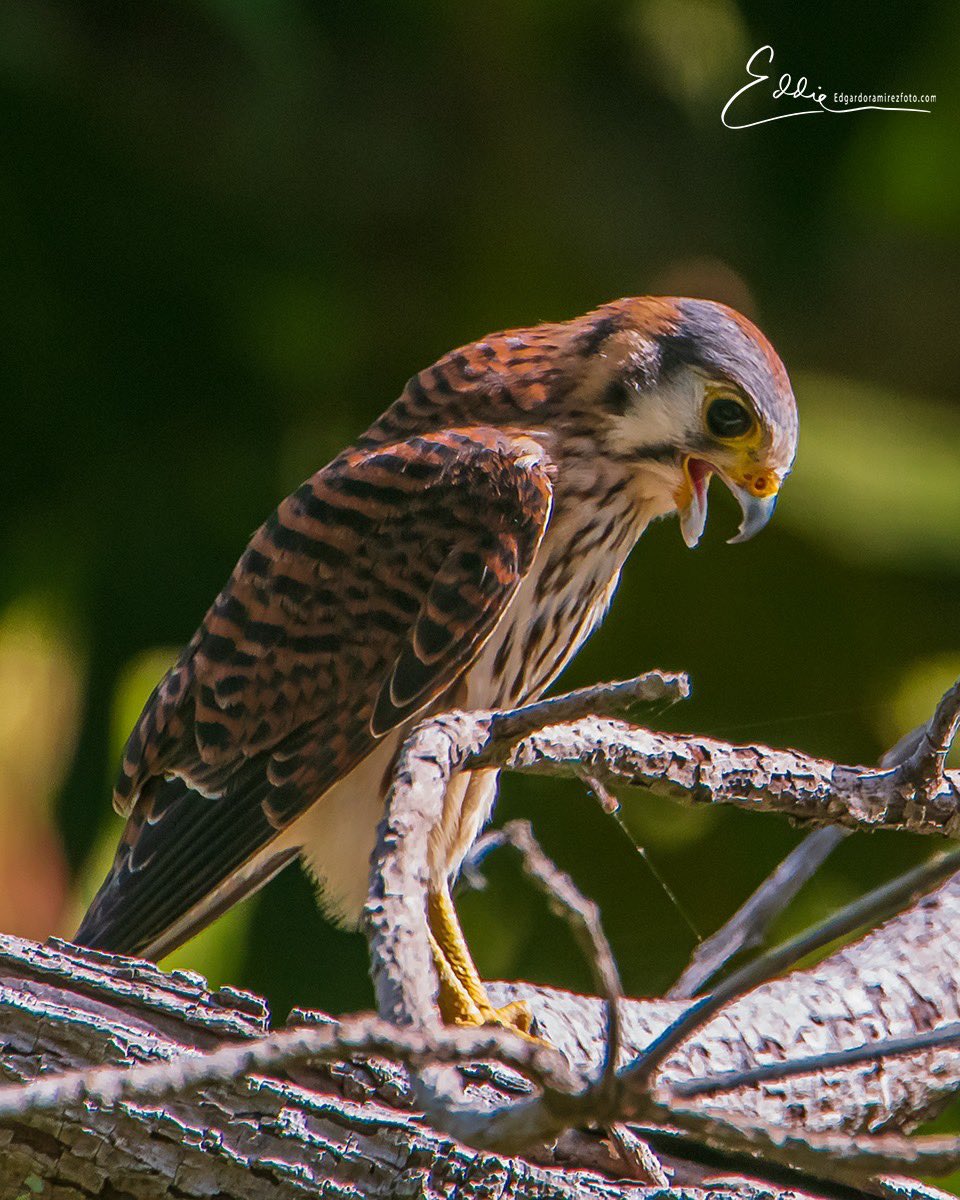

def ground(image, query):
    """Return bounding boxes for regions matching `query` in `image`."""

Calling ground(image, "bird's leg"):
[427,928,485,1024]
[427,879,535,1036]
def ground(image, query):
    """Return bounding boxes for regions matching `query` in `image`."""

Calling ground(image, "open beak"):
[676,457,713,549]
[676,456,779,549]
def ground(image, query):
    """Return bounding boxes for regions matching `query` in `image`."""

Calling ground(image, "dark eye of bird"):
[706,396,753,438]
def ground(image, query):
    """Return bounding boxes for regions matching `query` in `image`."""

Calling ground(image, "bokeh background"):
[2,0,958,1038]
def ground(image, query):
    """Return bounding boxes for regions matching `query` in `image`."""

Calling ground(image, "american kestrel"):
[76,297,798,1033]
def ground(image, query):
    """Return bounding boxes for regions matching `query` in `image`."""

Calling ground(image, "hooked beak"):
[675,456,780,549]
[729,480,777,547]
[724,480,778,544]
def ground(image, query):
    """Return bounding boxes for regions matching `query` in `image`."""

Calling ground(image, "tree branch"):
[626,843,960,1094]
[361,671,960,1160]
[6,671,960,1195]
[668,697,957,1002]
[667,825,849,999]
[673,1021,960,1098]
[2,924,959,1199]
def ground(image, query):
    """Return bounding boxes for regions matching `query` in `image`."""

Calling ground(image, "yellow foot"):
[427,886,550,1044]
[431,945,549,1043]
[487,999,533,1036]
[451,997,532,1035]
[453,1000,550,1046]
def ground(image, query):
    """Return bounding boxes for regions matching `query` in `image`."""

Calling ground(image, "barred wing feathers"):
[75,428,553,958]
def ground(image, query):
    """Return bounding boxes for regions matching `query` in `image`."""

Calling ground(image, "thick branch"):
[6,672,960,1194]
[2,929,959,1199]
[0,935,656,1199]
[502,720,960,835]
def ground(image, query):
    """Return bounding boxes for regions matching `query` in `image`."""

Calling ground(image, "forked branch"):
[3,669,960,1196]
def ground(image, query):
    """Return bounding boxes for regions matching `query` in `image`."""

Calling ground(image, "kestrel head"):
[578,296,798,547]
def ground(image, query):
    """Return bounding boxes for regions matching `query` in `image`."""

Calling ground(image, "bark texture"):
[4,675,960,1198]
[1,897,959,1200]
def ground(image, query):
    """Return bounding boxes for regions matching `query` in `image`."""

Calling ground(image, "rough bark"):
[0,932,779,1199]
[4,674,960,1198]
[358,676,960,1158]
[2,877,960,1200]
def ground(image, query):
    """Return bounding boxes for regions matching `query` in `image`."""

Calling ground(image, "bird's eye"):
[706,396,753,439]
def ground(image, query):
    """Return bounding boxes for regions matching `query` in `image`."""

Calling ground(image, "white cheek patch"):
[605,370,704,458]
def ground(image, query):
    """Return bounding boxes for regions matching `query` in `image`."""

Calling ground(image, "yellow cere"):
[737,468,779,498]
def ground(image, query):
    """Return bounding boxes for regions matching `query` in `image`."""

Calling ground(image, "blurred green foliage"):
[1,0,958,1044]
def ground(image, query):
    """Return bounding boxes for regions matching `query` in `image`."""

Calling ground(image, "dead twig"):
[482,820,623,1100]
[0,1012,576,1121]
[626,844,960,1095]
[672,1020,960,1098]
[668,825,849,999]
[668,701,958,1003]
[478,671,690,756]
[636,1111,960,1187]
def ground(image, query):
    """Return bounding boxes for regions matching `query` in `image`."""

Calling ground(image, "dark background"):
[1,0,958,1038]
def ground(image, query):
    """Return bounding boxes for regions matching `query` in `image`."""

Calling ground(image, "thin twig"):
[624,845,960,1093]
[474,670,690,763]
[667,826,849,999]
[0,1013,577,1121]
[668,708,954,1002]
[672,1020,960,1098]
[637,1112,960,1184]
[492,820,623,1100]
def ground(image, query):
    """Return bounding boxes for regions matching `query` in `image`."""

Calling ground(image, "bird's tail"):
[74,774,298,961]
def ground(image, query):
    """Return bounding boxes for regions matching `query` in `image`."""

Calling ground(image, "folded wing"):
[75,428,553,958]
